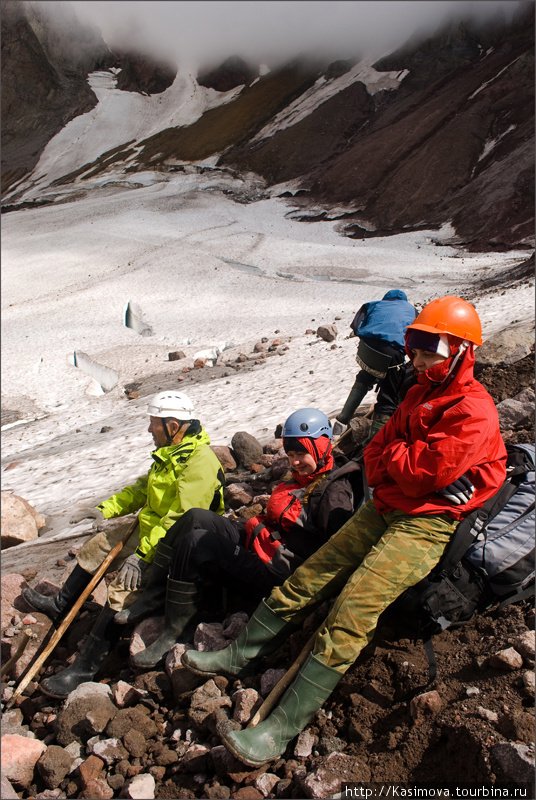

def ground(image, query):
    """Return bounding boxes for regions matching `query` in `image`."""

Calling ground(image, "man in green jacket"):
[23,390,225,699]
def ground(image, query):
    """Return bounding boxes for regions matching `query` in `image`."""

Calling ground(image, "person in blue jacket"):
[333,289,417,438]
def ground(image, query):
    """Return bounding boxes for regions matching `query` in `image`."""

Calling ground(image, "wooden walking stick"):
[7,513,140,707]
[247,624,323,728]
[1,630,32,680]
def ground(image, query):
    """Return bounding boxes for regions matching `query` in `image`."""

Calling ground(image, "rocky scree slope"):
[1,324,534,799]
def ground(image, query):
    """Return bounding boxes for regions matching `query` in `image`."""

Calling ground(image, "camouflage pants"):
[76,521,147,612]
[267,499,457,673]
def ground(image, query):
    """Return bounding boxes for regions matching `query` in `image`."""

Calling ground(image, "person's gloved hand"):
[438,474,475,505]
[69,506,105,526]
[118,554,149,591]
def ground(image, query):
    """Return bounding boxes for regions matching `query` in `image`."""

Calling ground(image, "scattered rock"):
[129,616,165,658]
[168,351,186,361]
[232,687,261,724]
[231,432,263,469]
[120,772,156,798]
[188,679,232,728]
[316,324,337,343]
[294,729,315,758]
[491,742,535,783]
[513,629,535,661]
[410,690,443,725]
[1,492,45,550]
[194,621,228,651]
[488,647,524,671]
[211,445,237,472]
[36,745,74,789]
[223,483,255,509]
[260,668,287,697]
[54,691,117,746]
[0,733,47,789]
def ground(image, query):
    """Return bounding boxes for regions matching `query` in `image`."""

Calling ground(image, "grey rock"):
[231,431,263,469]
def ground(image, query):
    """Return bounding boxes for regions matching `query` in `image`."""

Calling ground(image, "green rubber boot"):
[132,579,201,669]
[222,653,342,766]
[181,598,295,679]
[115,541,174,625]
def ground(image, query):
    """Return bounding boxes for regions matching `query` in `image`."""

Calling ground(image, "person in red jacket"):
[123,408,356,668]
[181,296,507,767]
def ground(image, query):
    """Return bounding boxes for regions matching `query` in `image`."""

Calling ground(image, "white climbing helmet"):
[146,391,195,421]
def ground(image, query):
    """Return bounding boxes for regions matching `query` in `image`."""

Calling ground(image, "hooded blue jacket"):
[351,290,416,350]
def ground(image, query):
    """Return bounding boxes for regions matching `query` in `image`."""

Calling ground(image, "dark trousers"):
[339,341,409,421]
[168,508,277,601]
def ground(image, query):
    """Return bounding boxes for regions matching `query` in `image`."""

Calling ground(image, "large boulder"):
[1,492,45,549]
[476,324,535,368]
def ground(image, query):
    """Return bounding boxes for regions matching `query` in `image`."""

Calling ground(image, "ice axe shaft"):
[247,624,322,728]
[7,514,139,707]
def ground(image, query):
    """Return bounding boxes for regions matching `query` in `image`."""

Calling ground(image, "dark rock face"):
[219,6,534,251]
[219,80,374,185]
[197,55,258,92]
[113,50,177,95]
[0,0,112,196]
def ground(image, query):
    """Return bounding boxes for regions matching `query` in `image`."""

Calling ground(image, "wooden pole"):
[1,631,32,680]
[247,625,322,728]
[7,514,139,707]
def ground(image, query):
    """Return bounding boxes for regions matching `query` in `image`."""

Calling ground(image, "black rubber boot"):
[223,653,342,766]
[181,598,296,679]
[114,541,174,625]
[337,378,370,425]
[132,579,202,669]
[22,564,93,626]
[40,604,121,699]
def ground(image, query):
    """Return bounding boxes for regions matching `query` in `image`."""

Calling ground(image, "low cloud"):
[53,1,520,68]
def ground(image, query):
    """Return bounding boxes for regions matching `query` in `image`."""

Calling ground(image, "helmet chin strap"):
[444,340,469,381]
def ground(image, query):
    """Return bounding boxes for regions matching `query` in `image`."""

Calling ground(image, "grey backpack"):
[383,442,535,697]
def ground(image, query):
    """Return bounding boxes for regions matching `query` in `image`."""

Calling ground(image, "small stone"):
[254,772,280,797]
[513,630,535,661]
[294,729,315,758]
[522,670,535,698]
[121,773,156,798]
[409,690,442,725]
[477,706,499,723]
[91,738,129,765]
[78,754,105,786]
[260,668,287,697]
[232,687,261,724]
[488,647,524,671]
[78,777,114,799]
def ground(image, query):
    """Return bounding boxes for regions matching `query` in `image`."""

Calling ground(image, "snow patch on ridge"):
[250,60,408,144]
[9,69,243,203]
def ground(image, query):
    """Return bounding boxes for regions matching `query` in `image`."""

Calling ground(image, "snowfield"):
[1,67,534,538]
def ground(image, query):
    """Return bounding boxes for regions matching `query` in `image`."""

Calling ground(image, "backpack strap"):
[395,637,437,704]
[435,477,520,576]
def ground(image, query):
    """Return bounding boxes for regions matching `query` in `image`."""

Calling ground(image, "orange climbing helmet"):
[406,296,483,346]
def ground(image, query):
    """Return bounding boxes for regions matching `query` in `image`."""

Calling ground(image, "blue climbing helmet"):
[282,408,333,440]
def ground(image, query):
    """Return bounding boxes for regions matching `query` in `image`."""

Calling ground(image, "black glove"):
[438,474,475,505]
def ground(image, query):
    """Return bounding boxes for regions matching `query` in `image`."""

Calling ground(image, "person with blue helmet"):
[334,289,417,438]
[126,408,356,669]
